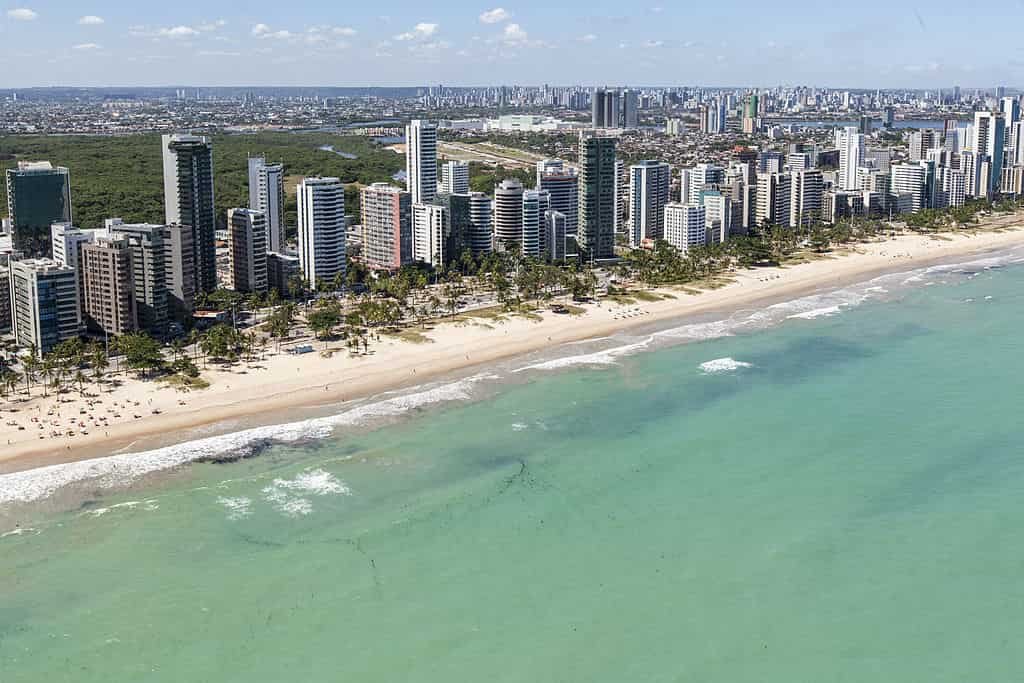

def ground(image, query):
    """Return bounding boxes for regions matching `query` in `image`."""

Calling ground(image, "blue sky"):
[2,1,1022,88]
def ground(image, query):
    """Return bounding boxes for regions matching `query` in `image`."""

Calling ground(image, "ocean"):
[3,248,1024,681]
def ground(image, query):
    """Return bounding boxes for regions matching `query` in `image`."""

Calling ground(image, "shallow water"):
[3,251,1024,681]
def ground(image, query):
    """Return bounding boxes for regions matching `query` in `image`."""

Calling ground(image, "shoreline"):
[3,220,1024,476]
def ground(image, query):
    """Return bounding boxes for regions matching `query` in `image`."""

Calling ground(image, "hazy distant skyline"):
[2,1,1022,89]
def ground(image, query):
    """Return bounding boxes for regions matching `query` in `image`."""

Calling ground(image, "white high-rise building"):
[544,211,567,261]
[628,161,672,247]
[836,126,865,191]
[973,111,1006,194]
[689,164,726,204]
[494,179,525,253]
[890,163,927,213]
[663,204,706,255]
[938,167,966,208]
[755,172,792,228]
[700,193,732,244]
[406,119,438,205]
[9,258,79,355]
[296,177,346,288]
[439,160,469,195]
[50,222,95,270]
[791,169,823,229]
[247,156,285,253]
[411,203,447,266]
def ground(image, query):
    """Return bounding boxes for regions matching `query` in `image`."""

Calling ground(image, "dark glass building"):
[6,161,72,258]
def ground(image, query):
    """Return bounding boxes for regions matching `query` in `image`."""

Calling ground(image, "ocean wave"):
[700,358,753,374]
[0,375,492,506]
[514,336,654,372]
[217,496,253,521]
[1,527,40,538]
[260,469,349,518]
[787,305,842,320]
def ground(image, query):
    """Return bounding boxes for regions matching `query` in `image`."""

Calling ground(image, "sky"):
[1,1,1023,89]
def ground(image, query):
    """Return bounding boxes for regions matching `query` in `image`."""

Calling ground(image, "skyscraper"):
[790,169,823,228]
[162,134,216,294]
[628,161,671,246]
[406,120,438,205]
[537,163,579,237]
[689,164,726,203]
[520,190,548,258]
[247,155,286,253]
[544,211,567,261]
[890,163,927,213]
[6,162,72,257]
[577,132,618,260]
[755,172,793,228]
[297,177,346,287]
[493,179,525,253]
[836,127,865,191]
[411,203,447,267]
[622,90,639,129]
[973,111,1006,194]
[439,160,470,195]
[468,192,493,255]
[360,183,411,271]
[227,208,269,294]
[591,89,607,128]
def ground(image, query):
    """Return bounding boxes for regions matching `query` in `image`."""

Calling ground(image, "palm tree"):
[22,353,40,397]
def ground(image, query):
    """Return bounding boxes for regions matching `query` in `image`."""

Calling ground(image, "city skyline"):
[2,1,1023,88]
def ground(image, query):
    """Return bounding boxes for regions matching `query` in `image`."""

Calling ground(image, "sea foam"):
[700,358,753,374]
[0,375,492,505]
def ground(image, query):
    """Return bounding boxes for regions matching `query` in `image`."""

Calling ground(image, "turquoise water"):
[3,253,1024,681]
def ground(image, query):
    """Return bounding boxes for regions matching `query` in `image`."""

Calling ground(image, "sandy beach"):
[2,217,1024,474]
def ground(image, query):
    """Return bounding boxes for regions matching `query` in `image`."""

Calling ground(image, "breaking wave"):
[700,358,753,374]
[0,375,493,505]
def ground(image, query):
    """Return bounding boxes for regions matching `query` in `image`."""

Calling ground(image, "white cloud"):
[198,50,240,57]
[332,26,357,36]
[579,34,597,42]
[7,8,37,21]
[395,22,438,41]
[503,23,528,44]
[644,39,664,48]
[72,43,101,50]
[78,15,104,26]
[158,26,199,38]
[479,8,512,24]
[252,23,270,36]
[198,19,226,32]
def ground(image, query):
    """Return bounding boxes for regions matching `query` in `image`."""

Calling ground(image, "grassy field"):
[0,132,406,235]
